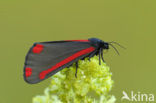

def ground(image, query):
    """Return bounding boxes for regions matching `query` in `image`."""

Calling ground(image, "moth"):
[23,38,124,84]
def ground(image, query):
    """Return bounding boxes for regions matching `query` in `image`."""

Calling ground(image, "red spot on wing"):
[25,67,32,77]
[65,40,89,42]
[32,44,44,54]
[39,47,95,79]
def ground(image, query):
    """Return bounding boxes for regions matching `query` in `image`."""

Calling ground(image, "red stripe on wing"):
[32,44,44,54]
[25,67,32,77]
[39,47,95,79]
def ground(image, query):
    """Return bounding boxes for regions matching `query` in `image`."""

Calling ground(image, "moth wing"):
[24,41,95,84]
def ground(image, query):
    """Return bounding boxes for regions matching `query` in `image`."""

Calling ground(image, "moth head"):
[103,42,109,49]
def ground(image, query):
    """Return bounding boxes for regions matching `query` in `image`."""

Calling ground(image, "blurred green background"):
[0,0,156,103]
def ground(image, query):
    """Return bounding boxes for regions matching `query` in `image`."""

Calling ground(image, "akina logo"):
[121,91,154,102]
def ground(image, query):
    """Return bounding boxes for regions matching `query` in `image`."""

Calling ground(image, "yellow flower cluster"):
[33,56,116,103]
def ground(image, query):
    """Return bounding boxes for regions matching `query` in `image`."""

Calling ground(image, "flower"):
[33,56,116,103]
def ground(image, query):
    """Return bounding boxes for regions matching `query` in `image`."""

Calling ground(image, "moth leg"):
[75,61,78,78]
[100,48,105,62]
[89,49,97,61]
[99,48,101,65]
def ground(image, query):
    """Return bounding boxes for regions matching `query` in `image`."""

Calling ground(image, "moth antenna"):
[109,44,120,55]
[109,41,126,49]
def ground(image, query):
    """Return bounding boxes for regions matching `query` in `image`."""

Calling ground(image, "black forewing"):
[24,41,95,84]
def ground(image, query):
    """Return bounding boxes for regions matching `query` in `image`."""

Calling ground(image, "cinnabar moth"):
[23,38,124,84]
